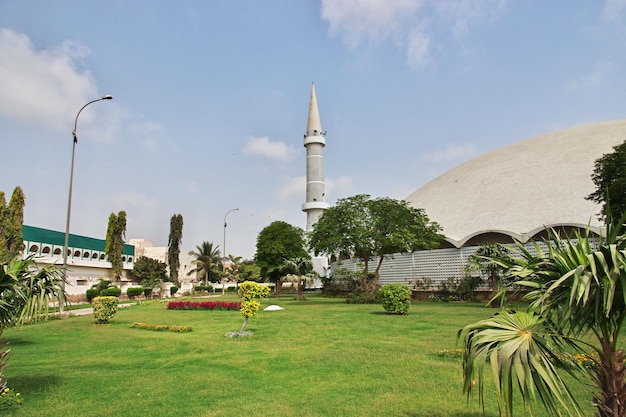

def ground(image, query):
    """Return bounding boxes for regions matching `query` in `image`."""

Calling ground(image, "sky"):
[1,0,626,260]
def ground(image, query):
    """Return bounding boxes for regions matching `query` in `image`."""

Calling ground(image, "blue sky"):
[1,1,625,259]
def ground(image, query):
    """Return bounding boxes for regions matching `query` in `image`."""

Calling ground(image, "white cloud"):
[276,176,305,199]
[242,136,296,161]
[320,0,507,69]
[603,0,626,23]
[568,61,614,90]
[0,28,99,130]
[421,143,477,163]
[275,175,353,201]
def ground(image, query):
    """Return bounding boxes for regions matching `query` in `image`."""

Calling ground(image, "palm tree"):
[0,255,65,390]
[281,257,313,300]
[187,241,221,286]
[459,224,626,417]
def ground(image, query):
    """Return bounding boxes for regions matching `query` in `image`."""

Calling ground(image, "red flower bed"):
[167,301,241,311]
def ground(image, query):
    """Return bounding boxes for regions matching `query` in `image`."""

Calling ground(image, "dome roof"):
[405,119,626,248]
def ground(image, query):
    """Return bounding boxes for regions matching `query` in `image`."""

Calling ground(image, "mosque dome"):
[405,119,626,248]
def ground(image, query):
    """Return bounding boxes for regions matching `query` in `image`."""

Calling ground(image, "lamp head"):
[101,95,113,100]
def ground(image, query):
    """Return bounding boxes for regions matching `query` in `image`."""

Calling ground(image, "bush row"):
[130,322,192,333]
[167,301,240,311]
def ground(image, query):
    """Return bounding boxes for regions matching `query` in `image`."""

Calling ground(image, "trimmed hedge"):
[130,322,192,333]
[167,301,240,311]
[101,287,121,297]
[126,287,144,299]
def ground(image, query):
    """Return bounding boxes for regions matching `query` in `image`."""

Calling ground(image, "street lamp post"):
[60,95,113,315]
[223,208,239,262]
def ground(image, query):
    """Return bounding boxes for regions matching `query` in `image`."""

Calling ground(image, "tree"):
[238,260,262,284]
[308,194,443,292]
[167,214,183,285]
[465,243,511,306]
[0,255,66,389]
[459,225,626,417]
[187,241,221,286]
[586,140,626,222]
[280,256,313,300]
[0,187,25,263]
[105,211,127,280]
[131,256,168,283]
[236,281,270,334]
[255,221,309,293]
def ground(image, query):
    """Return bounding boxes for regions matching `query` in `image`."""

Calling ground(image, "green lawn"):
[2,295,596,417]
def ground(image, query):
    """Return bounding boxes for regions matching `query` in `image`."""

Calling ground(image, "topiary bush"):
[101,286,121,297]
[126,287,144,299]
[86,288,99,302]
[378,283,412,315]
[169,286,179,297]
[92,296,119,324]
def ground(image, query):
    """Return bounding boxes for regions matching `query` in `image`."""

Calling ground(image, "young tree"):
[105,211,127,280]
[459,225,626,417]
[187,241,221,286]
[308,194,443,292]
[0,187,25,263]
[167,213,183,285]
[237,281,270,334]
[131,256,168,283]
[586,140,626,222]
[280,257,313,300]
[255,221,309,293]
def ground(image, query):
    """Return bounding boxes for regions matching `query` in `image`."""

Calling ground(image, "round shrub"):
[86,288,99,302]
[92,296,119,324]
[170,286,179,297]
[126,287,144,299]
[378,284,412,315]
[101,286,121,297]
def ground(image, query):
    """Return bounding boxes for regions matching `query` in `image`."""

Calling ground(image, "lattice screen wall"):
[328,240,565,290]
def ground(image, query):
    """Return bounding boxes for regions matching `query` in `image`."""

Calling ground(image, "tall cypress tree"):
[0,187,25,263]
[167,213,183,285]
[105,210,127,280]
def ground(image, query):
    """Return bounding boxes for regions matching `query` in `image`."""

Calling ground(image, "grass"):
[2,295,596,417]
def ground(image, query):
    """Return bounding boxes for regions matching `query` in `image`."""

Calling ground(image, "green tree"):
[280,256,313,300]
[255,221,309,293]
[308,194,443,292]
[466,243,511,306]
[187,241,221,286]
[586,140,626,222]
[131,256,168,283]
[0,187,25,263]
[0,255,65,389]
[237,281,270,334]
[167,214,183,285]
[459,225,626,417]
[105,211,127,280]
[238,260,262,283]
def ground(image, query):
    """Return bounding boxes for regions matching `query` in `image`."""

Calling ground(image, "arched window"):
[99,254,105,260]
[73,250,81,257]
[29,244,39,253]
[53,248,62,255]
[92,253,99,259]
[42,246,51,254]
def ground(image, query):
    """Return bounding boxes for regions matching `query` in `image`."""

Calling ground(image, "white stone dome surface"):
[405,119,626,247]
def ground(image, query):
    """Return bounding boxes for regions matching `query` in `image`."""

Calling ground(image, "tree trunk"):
[239,316,249,334]
[592,338,626,417]
[361,257,370,292]
[297,277,304,300]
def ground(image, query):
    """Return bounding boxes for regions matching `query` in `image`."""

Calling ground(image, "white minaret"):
[302,83,330,231]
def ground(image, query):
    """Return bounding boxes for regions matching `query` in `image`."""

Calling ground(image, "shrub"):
[169,286,179,297]
[130,322,192,333]
[378,284,412,314]
[143,287,152,298]
[193,285,213,294]
[101,286,121,297]
[322,268,360,296]
[167,301,240,311]
[86,288,99,302]
[346,290,378,304]
[457,275,483,301]
[0,387,22,411]
[126,287,144,299]
[92,296,119,324]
